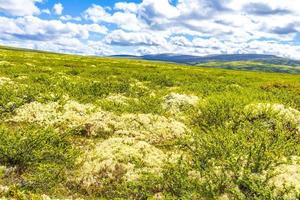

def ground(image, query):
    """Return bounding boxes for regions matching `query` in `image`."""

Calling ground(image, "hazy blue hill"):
[112,53,300,74]
[141,54,201,63]
[140,53,300,66]
[110,54,140,59]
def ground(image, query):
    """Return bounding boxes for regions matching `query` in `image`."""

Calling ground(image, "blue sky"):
[0,0,300,59]
[40,0,141,17]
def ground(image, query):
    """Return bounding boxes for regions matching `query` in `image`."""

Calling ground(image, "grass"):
[0,46,299,199]
[196,61,300,74]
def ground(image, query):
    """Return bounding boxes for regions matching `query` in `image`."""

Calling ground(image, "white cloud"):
[170,36,192,47]
[41,9,51,15]
[53,3,63,15]
[228,0,300,14]
[114,2,138,13]
[78,0,300,58]
[0,37,114,56]
[83,4,145,31]
[110,12,145,31]
[176,0,229,18]
[85,23,107,34]
[87,41,115,55]
[1,0,300,59]
[0,0,41,16]
[0,16,107,42]
[135,0,300,40]
[83,4,111,22]
[60,15,81,22]
[138,0,179,26]
[136,46,162,55]
[104,30,168,47]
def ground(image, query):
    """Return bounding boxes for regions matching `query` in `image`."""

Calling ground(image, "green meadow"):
[196,61,300,74]
[0,46,299,199]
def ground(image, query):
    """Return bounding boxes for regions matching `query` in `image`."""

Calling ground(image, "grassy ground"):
[196,61,300,74]
[0,46,299,199]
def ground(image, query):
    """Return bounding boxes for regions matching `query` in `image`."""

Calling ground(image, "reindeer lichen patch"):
[268,157,300,198]
[76,137,166,190]
[9,101,60,125]
[112,113,188,143]
[0,77,14,86]
[163,93,200,113]
[104,94,137,105]
[245,103,300,132]
[8,100,188,143]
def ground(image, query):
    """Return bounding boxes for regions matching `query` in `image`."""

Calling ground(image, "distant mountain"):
[139,54,300,66]
[111,53,300,74]
[112,53,300,65]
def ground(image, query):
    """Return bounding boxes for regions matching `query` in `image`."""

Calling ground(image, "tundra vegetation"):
[196,61,300,74]
[0,46,299,199]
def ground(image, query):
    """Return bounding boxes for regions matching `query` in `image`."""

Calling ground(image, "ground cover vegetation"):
[0,46,299,199]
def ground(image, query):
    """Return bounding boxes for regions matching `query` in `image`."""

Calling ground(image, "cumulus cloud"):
[243,3,291,16]
[83,4,111,23]
[53,0,300,56]
[228,0,300,14]
[0,16,107,42]
[114,2,138,13]
[41,9,51,15]
[60,15,81,22]
[176,0,230,19]
[1,0,300,59]
[0,0,41,16]
[53,3,63,15]
[83,4,144,31]
[138,0,179,25]
[269,24,299,35]
[104,30,168,47]
[170,36,192,47]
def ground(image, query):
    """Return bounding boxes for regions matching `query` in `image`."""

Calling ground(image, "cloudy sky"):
[1,0,300,58]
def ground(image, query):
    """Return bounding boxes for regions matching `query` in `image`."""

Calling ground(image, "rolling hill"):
[113,53,300,74]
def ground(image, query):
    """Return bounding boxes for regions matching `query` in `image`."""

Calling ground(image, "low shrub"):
[0,125,77,193]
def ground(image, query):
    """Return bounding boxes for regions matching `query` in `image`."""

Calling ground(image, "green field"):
[196,61,300,74]
[0,46,299,199]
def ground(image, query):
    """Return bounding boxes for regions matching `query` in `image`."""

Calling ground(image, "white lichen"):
[226,84,242,90]
[245,103,300,132]
[9,101,60,125]
[76,137,167,189]
[0,77,14,86]
[110,113,187,143]
[0,185,9,195]
[104,94,136,105]
[16,75,28,80]
[41,194,52,200]
[268,156,300,199]
[130,80,149,90]
[9,100,188,143]
[163,93,200,113]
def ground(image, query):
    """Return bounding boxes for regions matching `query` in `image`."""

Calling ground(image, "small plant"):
[0,125,78,193]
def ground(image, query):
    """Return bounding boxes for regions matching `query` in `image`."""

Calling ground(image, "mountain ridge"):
[112,53,300,66]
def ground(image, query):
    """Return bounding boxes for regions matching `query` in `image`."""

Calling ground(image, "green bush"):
[0,125,77,193]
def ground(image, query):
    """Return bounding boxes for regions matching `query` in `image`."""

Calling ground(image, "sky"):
[1,0,300,59]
